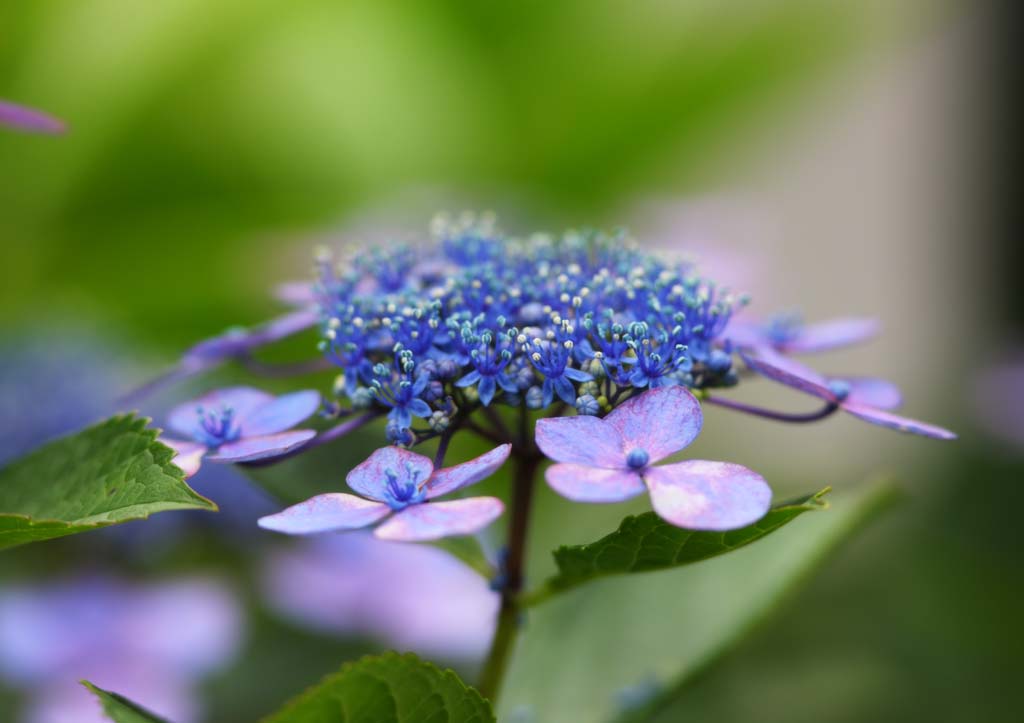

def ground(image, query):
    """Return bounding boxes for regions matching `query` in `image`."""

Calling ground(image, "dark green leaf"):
[498,481,896,723]
[528,487,830,602]
[0,414,216,550]
[82,682,171,723]
[265,651,495,723]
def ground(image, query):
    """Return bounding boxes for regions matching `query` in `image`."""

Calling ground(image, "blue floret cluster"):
[315,213,747,440]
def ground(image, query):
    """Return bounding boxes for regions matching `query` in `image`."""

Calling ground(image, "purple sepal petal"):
[258,493,391,535]
[207,429,316,462]
[181,310,317,365]
[535,415,626,467]
[643,460,772,531]
[167,387,274,438]
[239,390,321,436]
[346,447,434,502]
[741,352,836,402]
[545,463,646,503]
[161,439,205,478]
[844,376,902,410]
[840,402,957,440]
[605,385,703,463]
[274,281,317,307]
[0,99,66,134]
[425,444,512,499]
[784,317,880,354]
[373,498,504,542]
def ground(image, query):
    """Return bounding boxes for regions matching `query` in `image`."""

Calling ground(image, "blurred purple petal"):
[545,463,646,503]
[30,666,196,723]
[261,534,498,660]
[181,310,317,365]
[207,429,315,462]
[274,281,317,307]
[841,402,957,440]
[783,317,880,354]
[741,352,835,401]
[162,438,205,478]
[258,493,391,534]
[426,444,511,498]
[844,376,903,410]
[972,359,1024,447]
[374,497,504,542]
[239,390,321,436]
[346,446,434,502]
[643,460,772,530]
[0,99,66,134]
[167,387,274,438]
[535,415,625,467]
[605,385,703,463]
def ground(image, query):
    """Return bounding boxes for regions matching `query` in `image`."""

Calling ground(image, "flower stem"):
[703,394,839,423]
[477,416,540,704]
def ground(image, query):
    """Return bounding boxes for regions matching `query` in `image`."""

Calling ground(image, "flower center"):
[382,464,427,510]
[826,379,851,401]
[626,448,649,470]
[194,406,241,448]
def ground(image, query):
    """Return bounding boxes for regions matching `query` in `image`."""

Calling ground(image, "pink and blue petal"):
[784,317,879,354]
[605,385,703,463]
[426,444,512,499]
[373,497,504,542]
[642,460,772,531]
[258,493,391,535]
[741,352,836,402]
[840,402,956,440]
[545,463,646,503]
[239,390,321,436]
[207,429,316,462]
[346,447,434,502]
[535,415,626,467]
[843,377,902,410]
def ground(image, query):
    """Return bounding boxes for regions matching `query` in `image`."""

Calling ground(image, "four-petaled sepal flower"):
[163,386,321,476]
[257,444,511,542]
[536,386,772,530]
[742,350,956,440]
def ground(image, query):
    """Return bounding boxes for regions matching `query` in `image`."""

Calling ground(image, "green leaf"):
[265,651,495,723]
[497,481,896,723]
[429,535,497,580]
[528,488,831,602]
[82,682,171,723]
[0,414,216,550]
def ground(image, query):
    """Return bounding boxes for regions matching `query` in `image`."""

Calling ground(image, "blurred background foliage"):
[1,0,1019,722]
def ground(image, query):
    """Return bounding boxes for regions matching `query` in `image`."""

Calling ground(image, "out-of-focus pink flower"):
[0,99,65,134]
[0,576,243,723]
[261,534,498,661]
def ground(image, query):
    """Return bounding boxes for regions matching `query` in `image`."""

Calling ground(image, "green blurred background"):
[2,1,1019,721]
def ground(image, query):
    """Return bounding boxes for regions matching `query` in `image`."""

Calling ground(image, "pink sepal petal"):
[643,460,772,531]
[373,498,505,542]
[207,429,316,462]
[346,446,434,502]
[257,493,391,535]
[844,377,902,410]
[741,352,836,401]
[605,385,703,463]
[426,444,511,499]
[161,439,205,478]
[0,99,66,134]
[784,317,880,354]
[841,402,957,440]
[240,390,321,436]
[545,463,646,503]
[535,416,626,467]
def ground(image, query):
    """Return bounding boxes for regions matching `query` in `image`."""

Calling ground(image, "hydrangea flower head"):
[536,386,772,530]
[162,386,321,472]
[258,444,510,541]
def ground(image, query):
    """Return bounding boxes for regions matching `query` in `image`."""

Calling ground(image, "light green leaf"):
[526,488,830,603]
[265,651,495,723]
[0,414,216,550]
[497,481,895,723]
[83,682,170,723]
